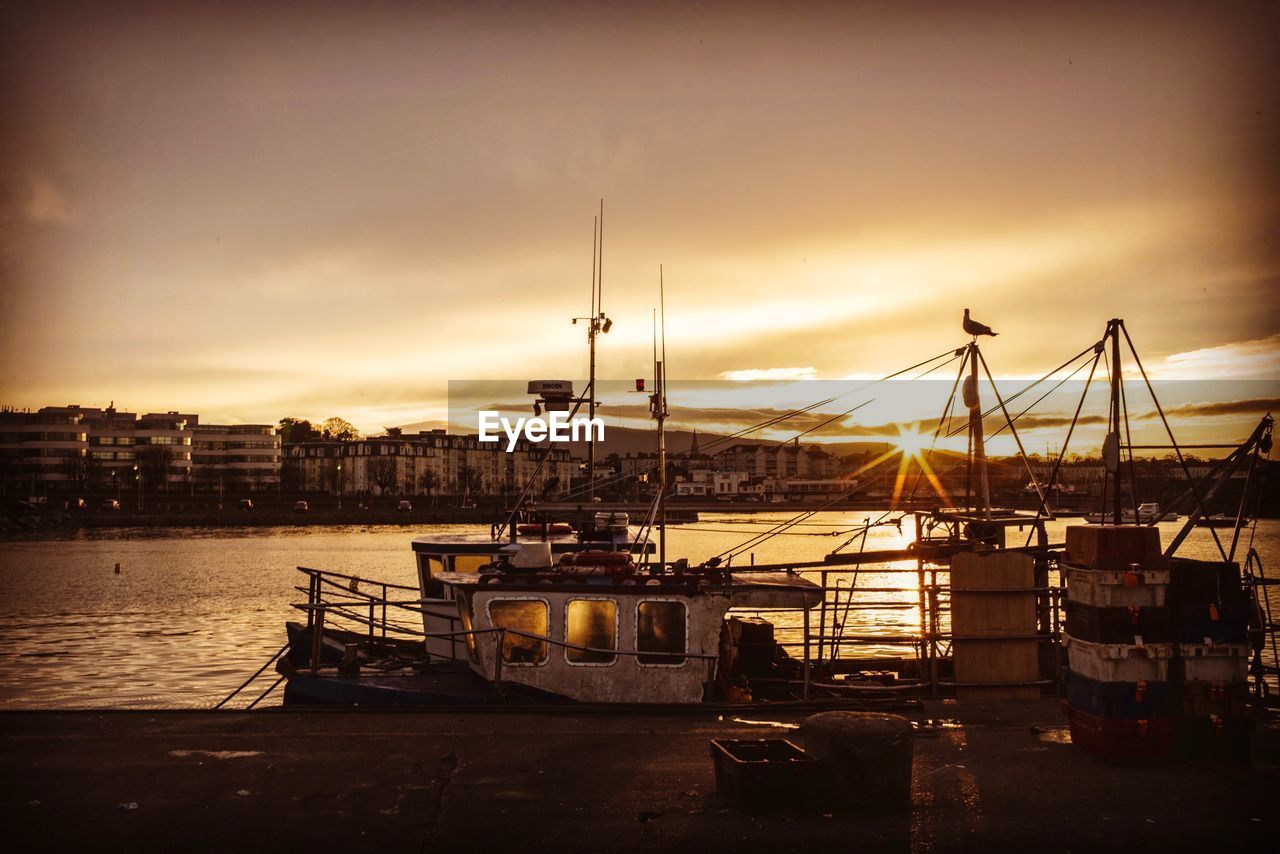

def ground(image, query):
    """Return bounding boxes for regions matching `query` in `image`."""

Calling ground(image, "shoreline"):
[4,500,1276,534]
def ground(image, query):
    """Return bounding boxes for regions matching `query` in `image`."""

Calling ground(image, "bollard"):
[114,562,121,574]
[801,711,913,811]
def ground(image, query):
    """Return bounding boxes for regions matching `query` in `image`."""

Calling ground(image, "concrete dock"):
[3,700,1277,852]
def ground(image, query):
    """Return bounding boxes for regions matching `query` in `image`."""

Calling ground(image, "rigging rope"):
[548,345,968,504]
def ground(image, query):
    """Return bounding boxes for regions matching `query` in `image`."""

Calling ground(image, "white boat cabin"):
[410,535,821,704]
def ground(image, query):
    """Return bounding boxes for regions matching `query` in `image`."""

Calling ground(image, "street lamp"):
[337,463,343,510]
[133,463,142,512]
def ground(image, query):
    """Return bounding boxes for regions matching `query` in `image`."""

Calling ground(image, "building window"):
[487,599,549,665]
[637,601,687,665]
[565,598,617,665]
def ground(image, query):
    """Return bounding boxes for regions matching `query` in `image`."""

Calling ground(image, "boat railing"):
[291,563,1067,700]
[295,565,468,639]
[728,561,1065,698]
[291,596,720,695]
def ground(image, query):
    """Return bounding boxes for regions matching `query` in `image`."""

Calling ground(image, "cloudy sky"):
[2,1,1277,443]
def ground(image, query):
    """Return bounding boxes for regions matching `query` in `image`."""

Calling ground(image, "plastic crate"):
[1063,669,1176,719]
[1177,643,1250,683]
[1062,700,1175,763]
[1174,716,1254,763]
[1064,565,1169,608]
[1064,525,1165,572]
[1178,602,1248,644]
[1064,602,1171,644]
[708,739,821,812]
[1064,634,1172,682]
[1168,557,1242,604]
[1182,680,1250,719]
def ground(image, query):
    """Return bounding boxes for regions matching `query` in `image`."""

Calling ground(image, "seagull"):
[963,308,998,338]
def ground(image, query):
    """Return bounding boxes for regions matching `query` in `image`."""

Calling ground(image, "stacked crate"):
[1060,526,1252,762]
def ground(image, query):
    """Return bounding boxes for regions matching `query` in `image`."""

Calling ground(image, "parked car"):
[397,500,413,512]
[101,499,120,511]
[239,499,254,511]
[293,500,309,513]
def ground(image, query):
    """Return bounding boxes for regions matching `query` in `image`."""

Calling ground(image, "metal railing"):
[278,562,1066,704]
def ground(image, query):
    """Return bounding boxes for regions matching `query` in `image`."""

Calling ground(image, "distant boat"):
[515,521,575,536]
[1084,502,1179,524]
[1195,514,1252,529]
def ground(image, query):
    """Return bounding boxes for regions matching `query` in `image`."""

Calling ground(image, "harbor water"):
[0,513,1274,709]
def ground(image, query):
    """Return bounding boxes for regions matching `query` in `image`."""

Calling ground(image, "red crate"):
[1061,700,1175,763]
[1174,716,1255,763]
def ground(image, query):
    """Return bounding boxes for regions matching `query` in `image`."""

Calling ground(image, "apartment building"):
[711,441,842,480]
[191,424,281,493]
[283,431,579,497]
[0,405,280,495]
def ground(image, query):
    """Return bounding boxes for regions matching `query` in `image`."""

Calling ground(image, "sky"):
[2,1,1277,447]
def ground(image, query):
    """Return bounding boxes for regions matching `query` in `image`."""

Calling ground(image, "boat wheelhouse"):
[410,529,822,704]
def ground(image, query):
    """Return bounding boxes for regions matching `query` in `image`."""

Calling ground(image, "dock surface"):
[3,700,1277,852]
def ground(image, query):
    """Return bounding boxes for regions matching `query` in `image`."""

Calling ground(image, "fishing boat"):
[225,309,1275,717]
[1083,502,1178,524]
[279,511,828,707]
[1195,513,1253,529]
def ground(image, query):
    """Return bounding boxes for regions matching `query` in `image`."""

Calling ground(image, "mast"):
[588,212,598,502]
[652,268,669,568]
[577,201,608,503]
[1108,318,1123,525]
[964,342,992,519]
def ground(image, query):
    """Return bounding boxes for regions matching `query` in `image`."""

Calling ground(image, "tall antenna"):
[576,201,609,503]
[655,266,668,568]
[597,198,604,315]
[588,214,599,501]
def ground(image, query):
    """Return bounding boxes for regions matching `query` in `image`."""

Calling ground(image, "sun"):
[891,424,930,459]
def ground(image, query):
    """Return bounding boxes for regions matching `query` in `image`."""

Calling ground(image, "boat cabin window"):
[457,595,476,657]
[565,598,617,665]
[425,555,445,577]
[452,555,492,574]
[488,599,549,665]
[636,601,686,665]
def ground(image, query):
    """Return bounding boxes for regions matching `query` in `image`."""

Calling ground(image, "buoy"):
[114,562,121,574]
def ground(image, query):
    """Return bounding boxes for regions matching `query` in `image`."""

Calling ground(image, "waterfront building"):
[191,424,282,494]
[0,405,280,496]
[0,407,88,495]
[282,431,579,498]
[711,441,841,480]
